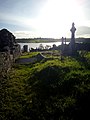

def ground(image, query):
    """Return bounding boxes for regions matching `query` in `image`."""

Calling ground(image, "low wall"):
[0,45,21,76]
[0,52,11,76]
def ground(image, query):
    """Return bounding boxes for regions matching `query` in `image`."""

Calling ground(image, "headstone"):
[65,37,66,45]
[61,37,64,53]
[23,45,28,52]
[70,22,76,54]
[61,37,64,45]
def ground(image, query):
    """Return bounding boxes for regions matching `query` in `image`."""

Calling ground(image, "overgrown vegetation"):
[19,52,40,58]
[0,51,90,120]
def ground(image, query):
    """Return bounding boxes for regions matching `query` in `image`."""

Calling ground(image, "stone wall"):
[0,47,21,76]
[0,52,11,76]
[0,29,21,76]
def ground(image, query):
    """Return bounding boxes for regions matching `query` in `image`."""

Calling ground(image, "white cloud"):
[76,26,90,38]
[0,12,37,29]
[14,31,39,38]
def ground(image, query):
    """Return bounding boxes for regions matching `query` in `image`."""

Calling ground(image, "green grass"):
[1,51,90,120]
[20,52,40,58]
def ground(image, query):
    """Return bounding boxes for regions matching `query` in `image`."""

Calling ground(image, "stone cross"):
[70,22,76,40]
[70,22,76,53]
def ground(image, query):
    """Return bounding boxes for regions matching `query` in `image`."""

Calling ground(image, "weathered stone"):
[0,28,21,76]
[70,22,76,55]
[0,29,16,51]
[23,45,28,52]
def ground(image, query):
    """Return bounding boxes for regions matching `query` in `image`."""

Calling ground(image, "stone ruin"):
[0,28,21,76]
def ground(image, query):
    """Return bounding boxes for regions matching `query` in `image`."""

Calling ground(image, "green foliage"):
[20,52,39,58]
[1,51,90,120]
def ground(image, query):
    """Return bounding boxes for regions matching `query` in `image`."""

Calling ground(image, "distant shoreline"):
[16,38,90,43]
[16,38,62,43]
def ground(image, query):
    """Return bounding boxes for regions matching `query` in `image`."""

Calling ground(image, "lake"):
[18,42,69,50]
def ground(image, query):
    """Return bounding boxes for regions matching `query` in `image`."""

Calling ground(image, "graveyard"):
[0,23,90,120]
[1,50,90,120]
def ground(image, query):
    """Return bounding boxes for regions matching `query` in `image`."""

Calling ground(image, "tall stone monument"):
[70,22,76,54]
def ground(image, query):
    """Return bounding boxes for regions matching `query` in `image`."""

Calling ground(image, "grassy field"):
[19,52,40,58]
[0,51,90,120]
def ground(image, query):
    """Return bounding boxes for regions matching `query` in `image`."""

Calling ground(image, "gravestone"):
[23,45,28,52]
[70,22,76,54]
[61,37,64,53]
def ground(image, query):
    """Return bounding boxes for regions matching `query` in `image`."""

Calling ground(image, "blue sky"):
[0,0,90,38]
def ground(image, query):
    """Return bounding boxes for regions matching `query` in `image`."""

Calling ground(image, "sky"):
[0,0,90,38]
